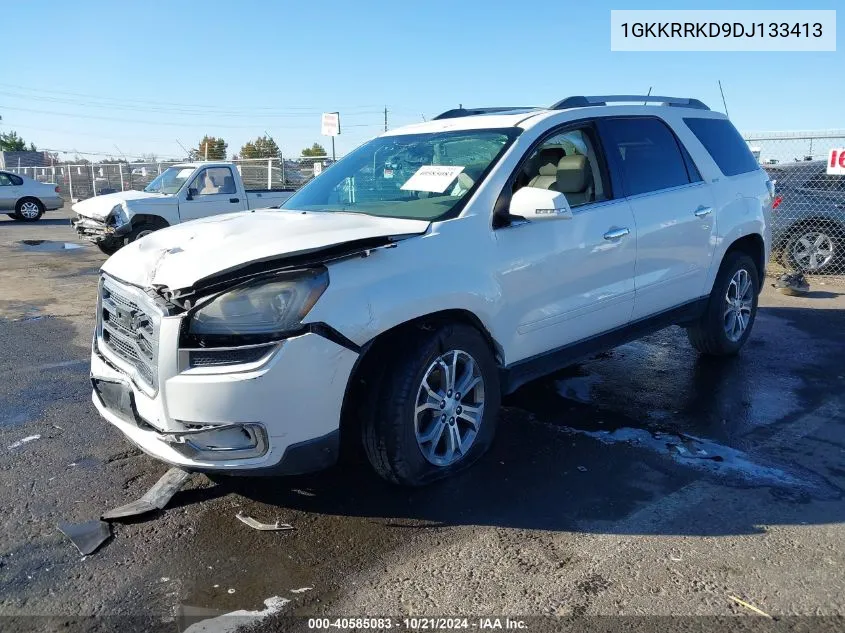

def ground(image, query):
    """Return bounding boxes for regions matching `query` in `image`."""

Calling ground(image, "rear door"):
[179,166,246,222]
[597,117,717,320]
[0,172,23,211]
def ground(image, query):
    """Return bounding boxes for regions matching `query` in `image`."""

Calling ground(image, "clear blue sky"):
[1,0,841,161]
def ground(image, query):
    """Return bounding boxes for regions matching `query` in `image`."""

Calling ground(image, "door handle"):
[603,227,630,240]
[694,205,713,218]
[229,197,240,203]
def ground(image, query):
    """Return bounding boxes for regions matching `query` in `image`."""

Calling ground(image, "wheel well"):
[726,233,765,285]
[16,196,44,209]
[131,214,169,229]
[337,309,500,461]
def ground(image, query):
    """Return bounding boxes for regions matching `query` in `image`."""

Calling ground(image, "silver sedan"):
[0,170,64,221]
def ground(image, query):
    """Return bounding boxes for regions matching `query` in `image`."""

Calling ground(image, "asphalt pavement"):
[2,209,845,632]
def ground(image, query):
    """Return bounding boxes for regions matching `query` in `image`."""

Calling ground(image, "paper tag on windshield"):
[400,165,464,193]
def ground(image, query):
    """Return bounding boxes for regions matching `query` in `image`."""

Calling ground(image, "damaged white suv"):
[90,96,772,486]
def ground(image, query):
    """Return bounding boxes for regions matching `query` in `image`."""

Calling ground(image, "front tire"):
[686,251,759,356]
[362,323,500,486]
[97,239,123,256]
[14,199,44,222]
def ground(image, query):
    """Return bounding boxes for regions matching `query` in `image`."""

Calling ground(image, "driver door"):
[493,124,637,364]
[179,166,244,222]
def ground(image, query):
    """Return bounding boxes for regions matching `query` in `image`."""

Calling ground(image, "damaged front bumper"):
[71,215,128,244]
[91,329,359,475]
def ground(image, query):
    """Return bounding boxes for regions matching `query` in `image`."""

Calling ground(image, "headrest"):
[556,154,589,193]
[533,148,566,177]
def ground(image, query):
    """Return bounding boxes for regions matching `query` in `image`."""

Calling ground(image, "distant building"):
[0,151,51,169]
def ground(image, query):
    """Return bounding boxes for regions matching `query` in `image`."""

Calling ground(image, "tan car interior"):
[516,130,604,206]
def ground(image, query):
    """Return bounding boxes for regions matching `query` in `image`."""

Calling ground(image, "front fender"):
[305,233,501,351]
[125,200,180,226]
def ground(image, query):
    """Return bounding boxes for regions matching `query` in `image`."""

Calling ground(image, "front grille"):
[98,276,160,392]
[189,344,275,368]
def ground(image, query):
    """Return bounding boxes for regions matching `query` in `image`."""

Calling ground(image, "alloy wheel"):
[19,201,40,219]
[792,231,834,272]
[414,349,485,467]
[724,268,754,342]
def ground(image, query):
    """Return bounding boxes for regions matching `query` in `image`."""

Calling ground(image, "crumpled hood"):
[72,190,170,220]
[101,209,430,291]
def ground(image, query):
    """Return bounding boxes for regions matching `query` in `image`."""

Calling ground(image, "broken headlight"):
[188,269,328,340]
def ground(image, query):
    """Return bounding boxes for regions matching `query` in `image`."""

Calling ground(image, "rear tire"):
[14,198,44,222]
[362,323,500,486]
[783,224,839,274]
[686,251,759,356]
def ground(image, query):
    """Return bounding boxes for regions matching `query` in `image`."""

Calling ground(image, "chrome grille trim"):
[97,275,162,394]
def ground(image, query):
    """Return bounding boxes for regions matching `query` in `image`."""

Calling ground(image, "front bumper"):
[91,329,359,474]
[72,215,128,244]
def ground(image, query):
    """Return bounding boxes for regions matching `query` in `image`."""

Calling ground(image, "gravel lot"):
[2,208,845,631]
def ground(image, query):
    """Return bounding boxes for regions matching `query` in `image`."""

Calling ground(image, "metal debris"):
[102,467,191,520]
[8,435,41,450]
[576,466,588,472]
[58,520,112,556]
[236,512,294,531]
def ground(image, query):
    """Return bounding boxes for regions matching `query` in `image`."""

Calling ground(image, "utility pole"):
[384,106,388,132]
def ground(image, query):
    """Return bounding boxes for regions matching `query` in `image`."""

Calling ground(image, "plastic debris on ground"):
[102,467,191,520]
[58,520,112,556]
[8,435,41,450]
[728,595,773,618]
[236,511,294,531]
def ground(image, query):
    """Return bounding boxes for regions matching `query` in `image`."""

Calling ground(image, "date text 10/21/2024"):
[307,617,528,630]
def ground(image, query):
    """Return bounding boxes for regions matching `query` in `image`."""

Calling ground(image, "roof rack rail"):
[432,106,538,120]
[550,95,710,111]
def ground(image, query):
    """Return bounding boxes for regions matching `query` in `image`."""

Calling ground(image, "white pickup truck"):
[71,162,294,254]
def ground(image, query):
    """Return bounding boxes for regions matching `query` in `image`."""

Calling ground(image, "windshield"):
[144,166,196,194]
[282,128,520,221]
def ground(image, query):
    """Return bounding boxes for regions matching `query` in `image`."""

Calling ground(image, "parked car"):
[71,162,295,255]
[88,95,772,486]
[764,160,845,273]
[0,170,63,221]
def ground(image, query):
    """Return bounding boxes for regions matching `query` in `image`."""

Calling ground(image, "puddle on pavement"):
[17,240,85,252]
[543,420,841,500]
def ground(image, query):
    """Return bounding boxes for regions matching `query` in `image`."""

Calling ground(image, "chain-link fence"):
[744,131,845,277]
[8,156,335,205]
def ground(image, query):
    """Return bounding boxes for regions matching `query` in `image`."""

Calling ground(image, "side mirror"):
[186,187,198,200]
[508,186,573,222]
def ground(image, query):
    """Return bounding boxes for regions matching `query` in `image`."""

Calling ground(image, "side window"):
[192,167,236,196]
[684,117,759,177]
[804,171,843,192]
[599,118,692,197]
[513,127,607,207]
[0,173,12,186]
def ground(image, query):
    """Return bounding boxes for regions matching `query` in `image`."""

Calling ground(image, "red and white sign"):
[828,149,845,175]
[321,112,340,136]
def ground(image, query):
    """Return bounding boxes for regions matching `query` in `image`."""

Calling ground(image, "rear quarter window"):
[684,118,760,177]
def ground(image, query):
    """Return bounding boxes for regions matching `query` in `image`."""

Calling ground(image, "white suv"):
[90,95,772,486]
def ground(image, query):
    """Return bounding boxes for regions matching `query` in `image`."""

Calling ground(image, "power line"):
[0,104,392,129]
[0,82,392,114]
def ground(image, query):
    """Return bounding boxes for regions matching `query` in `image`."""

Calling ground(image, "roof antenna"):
[643,87,652,105]
[718,80,730,118]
